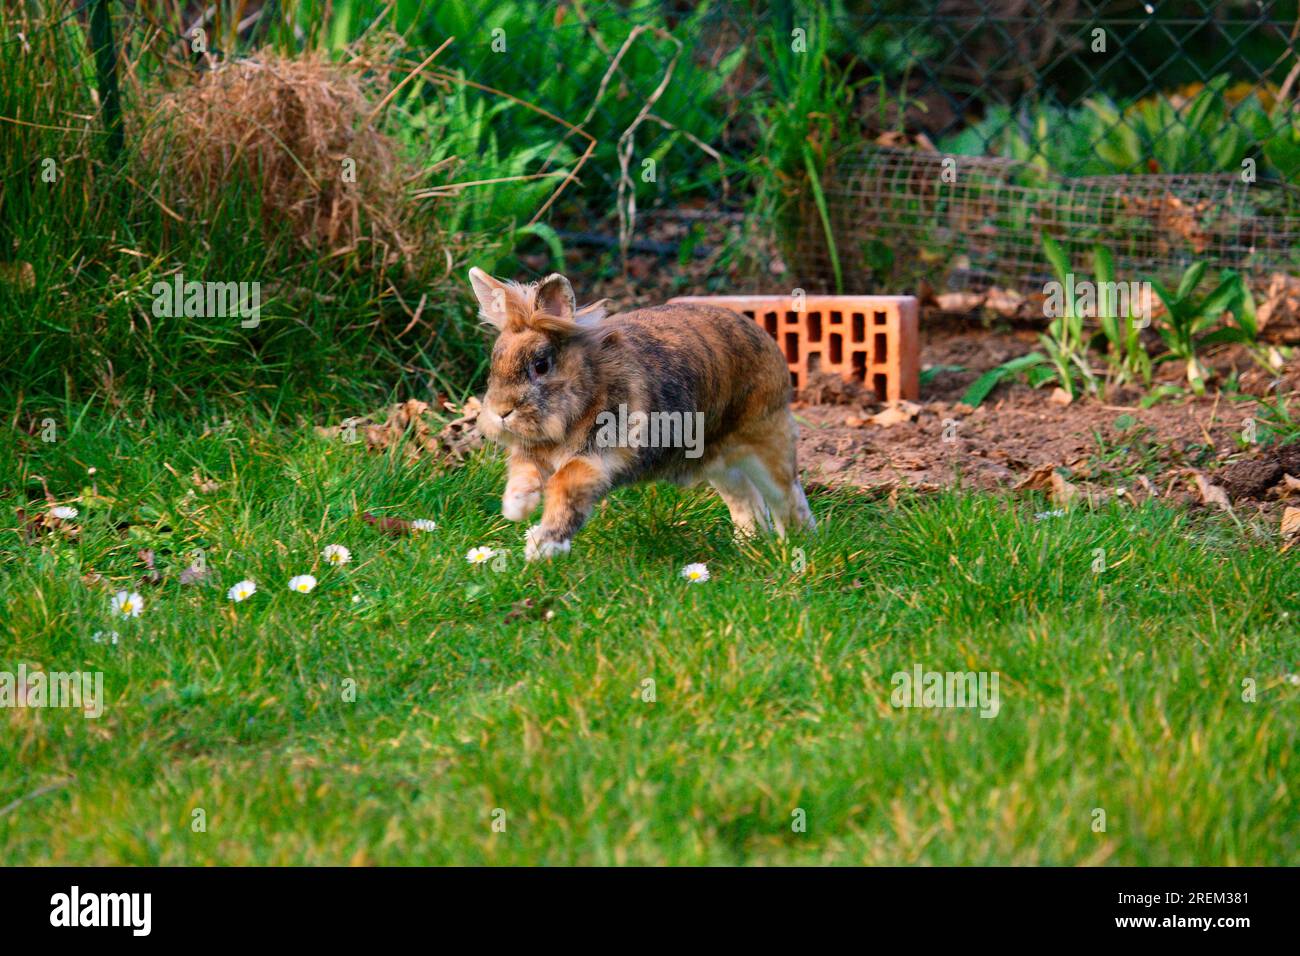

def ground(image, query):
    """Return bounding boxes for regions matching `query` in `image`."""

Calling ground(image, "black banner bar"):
[0,866,1286,942]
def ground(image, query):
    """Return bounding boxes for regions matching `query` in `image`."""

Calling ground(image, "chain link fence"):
[772,0,1300,295]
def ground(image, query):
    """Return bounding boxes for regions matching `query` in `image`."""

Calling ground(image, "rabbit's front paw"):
[502,487,541,522]
[524,524,571,561]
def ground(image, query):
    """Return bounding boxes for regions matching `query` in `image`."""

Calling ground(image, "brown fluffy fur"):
[469,268,814,559]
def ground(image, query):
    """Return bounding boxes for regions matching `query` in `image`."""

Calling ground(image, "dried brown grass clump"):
[141,52,424,273]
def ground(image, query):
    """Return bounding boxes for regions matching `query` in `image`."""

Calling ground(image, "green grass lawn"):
[2,410,1297,865]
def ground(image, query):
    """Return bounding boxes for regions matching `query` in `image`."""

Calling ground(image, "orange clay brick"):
[668,294,919,401]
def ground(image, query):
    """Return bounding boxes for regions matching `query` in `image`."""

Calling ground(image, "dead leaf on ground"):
[1281,507,1300,552]
[1123,192,1211,254]
[1014,463,1058,492]
[870,401,922,428]
[934,291,985,313]
[190,471,221,493]
[137,549,163,586]
[1281,506,1300,536]
[0,260,36,291]
[874,130,937,152]
[503,597,550,623]
[1014,463,1084,507]
[1193,473,1232,511]
[361,512,417,536]
[1256,272,1300,343]
[983,287,1026,317]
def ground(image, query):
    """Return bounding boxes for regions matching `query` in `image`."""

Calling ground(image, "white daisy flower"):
[91,630,119,645]
[466,546,494,565]
[111,590,144,617]
[50,505,78,520]
[227,580,257,602]
[681,562,710,583]
[411,519,437,532]
[288,574,317,593]
[1284,674,1300,687]
[321,544,351,566]
[351,594,361,603]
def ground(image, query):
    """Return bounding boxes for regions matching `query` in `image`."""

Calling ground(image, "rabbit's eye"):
[529,352,552,381]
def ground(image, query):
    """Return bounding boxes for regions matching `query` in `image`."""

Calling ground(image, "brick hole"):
[807,311,822,342]
[763,312,778,339]
[830,310,843,324]
[874,332,888,364]
[785,310,799,324]
[807,352,821,373]
[742,310,755,320]
[784,331,800,363]
[790,370,799,388]
[873,310,887,325]
[873,373,889,402]
[851,313,865,343]
[851,351,867,381]
[829,332,843,364]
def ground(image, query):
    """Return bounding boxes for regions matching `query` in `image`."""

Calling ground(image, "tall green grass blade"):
[802,142,842,294]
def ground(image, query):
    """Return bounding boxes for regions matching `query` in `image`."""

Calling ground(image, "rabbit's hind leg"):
[733,414,815,535]
[707,465,772,538]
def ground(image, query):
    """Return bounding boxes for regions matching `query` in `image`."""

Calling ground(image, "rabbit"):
[468,267,815,560]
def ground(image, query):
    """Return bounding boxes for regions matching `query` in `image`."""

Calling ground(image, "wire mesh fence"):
[783,145,1300,297]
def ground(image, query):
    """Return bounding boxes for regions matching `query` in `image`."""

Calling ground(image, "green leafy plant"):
[1087,245,1152,390]
[1251,393,1300,448]
[1149,262,1256,394]
[749,9,876,292]
[1039,234,1100,399]
[397,75,576,240]
[919,364,965,388]
[940,75,1291,180]
[1085,76,1248,175]
[960,353,1049,407]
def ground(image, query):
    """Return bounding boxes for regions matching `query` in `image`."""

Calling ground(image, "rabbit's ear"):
[575,298,611,329]
[535,273,576,323]
[469,267,510,330]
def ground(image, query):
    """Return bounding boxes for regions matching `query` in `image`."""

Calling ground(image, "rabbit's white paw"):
[502,488,541,522]
[525,525,571,561]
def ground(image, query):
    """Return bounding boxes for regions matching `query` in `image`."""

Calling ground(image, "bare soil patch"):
[795,318,1300,518]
